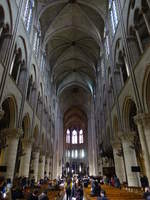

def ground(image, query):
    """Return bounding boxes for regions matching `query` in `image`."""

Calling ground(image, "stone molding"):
[39,154,45,162]
[110,138,121,149]
[1,128,23,139]
[32,146,40,153]
[45,152,51,159]
[21,137,34,147]
[120,131,136,143]
[134,113,150,127]
[40,150,46,157]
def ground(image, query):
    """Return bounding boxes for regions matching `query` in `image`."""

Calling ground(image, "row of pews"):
[84,185,143,200]
[42,183,65,200]
[48,190,64,199]
[23,183,64,200]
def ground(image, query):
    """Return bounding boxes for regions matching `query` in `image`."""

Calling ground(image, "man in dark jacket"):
[76,182,83,200]
[141,175,149,190]
[27,190,39,200]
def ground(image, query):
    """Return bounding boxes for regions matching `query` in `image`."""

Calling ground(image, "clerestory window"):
[66,129,70,144]
[23,0,35,33]
[109,0,119,34]
[79,129,83,144]
[72,130,78,144]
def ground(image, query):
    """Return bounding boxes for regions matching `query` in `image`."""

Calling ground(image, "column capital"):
[1,128,23,138]
[32,146,40,153]
[110,138,121,149]
[38,145,45,155]
[40,150,46,157]
[21,137,34,147]
[134,113,150,127]
[45,152,50,159]
[120,132,135,143]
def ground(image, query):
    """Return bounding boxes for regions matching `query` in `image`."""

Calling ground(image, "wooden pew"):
[84,184,143,200]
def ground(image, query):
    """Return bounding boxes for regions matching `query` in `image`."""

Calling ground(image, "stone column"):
[38,153,45,180]
[0,108,4,120]
[134,113,150,182]
[97,157,103,176]
[30,148,40,182]
[45,155,50,178]
[88,114,93,176]
[111,139,126,183]
[88,103,98,176]
[49,156,53,179]
[139,114,150,157]
[0,109,5,165]
[121,133,140,186]
[19,138,33,178]
[0,128,22,181]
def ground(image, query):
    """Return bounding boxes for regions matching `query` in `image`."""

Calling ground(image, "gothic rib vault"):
[38,0,107,97]
[37,0,108,176]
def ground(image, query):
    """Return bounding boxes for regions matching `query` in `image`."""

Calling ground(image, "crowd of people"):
[0,176,53,200]
[64,175,108,200]
[90,178,108,200]
[1,174,150,199]
[64,177,83,200]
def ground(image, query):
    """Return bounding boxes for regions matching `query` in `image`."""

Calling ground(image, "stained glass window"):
[72,130,77,144]
[23,0,35,32]
[72,150,75,158]
[68,150,70,157]
[105,35,110,58]
[75,150,78,158]
[79,129,83,144]
[33,23,41,57]
[80,149,85,158]
[109,0,118,34]
[66,129,70,144]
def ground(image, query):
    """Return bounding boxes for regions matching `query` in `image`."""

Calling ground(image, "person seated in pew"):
[97,190,108,200]
[91,180,101,197]
[30,176,35,188]
[141,175,149,191]
[143,187,150,200]
[114,175,121,189]
[38,190,49,200]
[27,189,39,200]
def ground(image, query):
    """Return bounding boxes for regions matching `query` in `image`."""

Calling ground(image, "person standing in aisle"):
[65,178,72,200]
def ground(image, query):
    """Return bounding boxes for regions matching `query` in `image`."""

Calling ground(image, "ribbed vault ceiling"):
[38,0,107,96]
[63,106,87,130]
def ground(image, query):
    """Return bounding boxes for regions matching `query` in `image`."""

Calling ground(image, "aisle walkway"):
[63,194,85,200]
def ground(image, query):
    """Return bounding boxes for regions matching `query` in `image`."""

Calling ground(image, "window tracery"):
[105,34,110,58]
[66,129,70,144]
[80,149,85,158]
[79,129,83,144]
[23,0,35,32]
[72,130,77,144]
[33,23,41,57]
[109,0,119,34]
